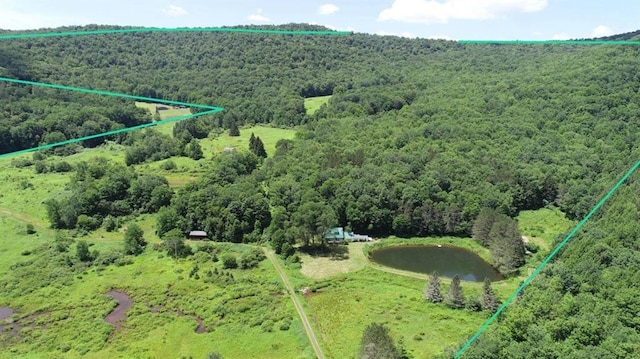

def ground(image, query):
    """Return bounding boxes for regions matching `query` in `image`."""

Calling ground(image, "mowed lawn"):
[299,242,369,280]
[304,95,332,115]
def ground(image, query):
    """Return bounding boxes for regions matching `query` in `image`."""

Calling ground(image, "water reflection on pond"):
[370,245,503,282]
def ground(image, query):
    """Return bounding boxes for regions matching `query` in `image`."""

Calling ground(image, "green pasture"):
[199,126,297,158]
[517,207,574,250]
[304,95,332,115]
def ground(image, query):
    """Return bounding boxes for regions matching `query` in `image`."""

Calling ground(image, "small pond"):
[370,245,503,282]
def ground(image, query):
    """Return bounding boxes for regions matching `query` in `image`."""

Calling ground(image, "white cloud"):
[309,21,354,32]
[319,4,340,15]
[551,32,570,40]
[378,0,548,24]
[376,30,417,38]
[591,25,614,37]
[162,5,188,17]
[426,34,456,40]
[247,9,270,22]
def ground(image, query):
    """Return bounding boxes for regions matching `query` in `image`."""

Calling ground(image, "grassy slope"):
[517,207,574,251]
[304,96,332,115]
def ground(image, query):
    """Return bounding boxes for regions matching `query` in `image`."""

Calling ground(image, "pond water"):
[0,307,13,321]
[105,291,133,328]
[369,245,503,282]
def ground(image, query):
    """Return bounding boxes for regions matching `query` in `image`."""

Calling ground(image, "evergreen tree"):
[489,217,525,274]
[472,208,498,247]
[358,322,401,359]
[249,132,257,151]
[444,275,465,309]
[229,121,240,137]
[481,277,500,313]
[253,136,267,158]
[424,271,443,303]
[123,223,146,255]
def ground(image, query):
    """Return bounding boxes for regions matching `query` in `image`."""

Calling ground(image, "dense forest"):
[2,24,640,356]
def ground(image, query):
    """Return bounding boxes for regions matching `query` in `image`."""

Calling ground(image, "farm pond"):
[369,245,503,282]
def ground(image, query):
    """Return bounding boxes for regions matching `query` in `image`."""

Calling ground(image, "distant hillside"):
[594,29,640,41]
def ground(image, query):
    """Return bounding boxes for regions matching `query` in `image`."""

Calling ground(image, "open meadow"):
[303,96,332,115]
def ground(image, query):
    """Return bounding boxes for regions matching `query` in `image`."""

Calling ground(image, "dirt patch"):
[105,291,133,329]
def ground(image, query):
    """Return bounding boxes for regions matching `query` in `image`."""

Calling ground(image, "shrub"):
[160,159,177,171]
[76,215,101,233]
[103,215,117,232]
[53,161,73,173]
[221,254,238,269]
[525,241,540,254]
[25,224,36,235]
[12,158,33,168]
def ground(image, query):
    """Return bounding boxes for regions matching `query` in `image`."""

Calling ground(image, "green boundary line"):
[459,40,640,45]
[0,27,349,158]
[454,159,640,358]
[1,25,639,356]
[0,76,223,159]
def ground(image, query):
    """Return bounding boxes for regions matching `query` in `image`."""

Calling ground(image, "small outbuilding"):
[188,230,208,240]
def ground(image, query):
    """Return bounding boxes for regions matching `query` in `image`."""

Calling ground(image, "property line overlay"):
[0,27,350,158]
[2,25,639,357]
[0,76,223,159]
[454,159,640,358]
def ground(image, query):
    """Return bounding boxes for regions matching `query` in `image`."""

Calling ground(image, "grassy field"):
[517,207,574,250]
[304,96,332,115]
[199,126,297,158]
[303,268,490,358]
[299,242,369,280]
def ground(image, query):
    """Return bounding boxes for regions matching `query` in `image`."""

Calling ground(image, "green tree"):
[472,208,498,247]
[186,138,204,160]
[76,240,93,262]
[229,121,240,137]
[123,223,145,255]
[444,275,465,309]
[489,217,525,274]
[156,206,182,237]
[249,134,267,158]
[481,277,500,313]
[424,271,443,303]
[162,228,192,259]
[358,322,401,359]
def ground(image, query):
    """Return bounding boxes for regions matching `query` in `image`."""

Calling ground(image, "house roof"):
[189,230,207,237]
[324,227,344,240]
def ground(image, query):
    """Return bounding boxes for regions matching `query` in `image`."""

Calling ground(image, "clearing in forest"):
[304,95,332,115]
